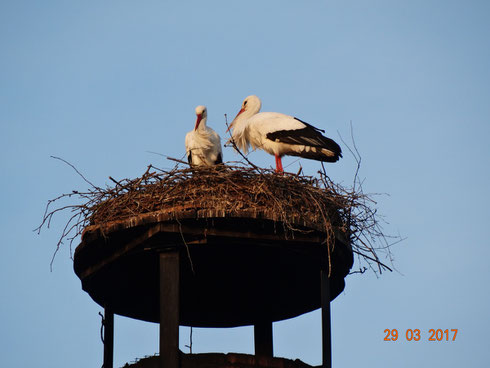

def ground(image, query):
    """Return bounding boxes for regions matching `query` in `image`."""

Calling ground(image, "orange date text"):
[384,329,458,341]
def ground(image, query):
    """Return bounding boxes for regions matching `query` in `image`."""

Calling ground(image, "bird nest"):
[89,165,344,231]
[38,159,394,274]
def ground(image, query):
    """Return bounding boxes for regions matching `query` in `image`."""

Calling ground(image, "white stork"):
[185,105,223,166]
[228,95,342,173]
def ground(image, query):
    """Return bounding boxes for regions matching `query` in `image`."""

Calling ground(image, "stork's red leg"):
[275,154,284,173]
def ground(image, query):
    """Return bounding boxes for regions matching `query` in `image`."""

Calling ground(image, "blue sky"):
[1,1,489,367]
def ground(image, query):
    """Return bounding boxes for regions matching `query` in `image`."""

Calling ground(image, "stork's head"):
[194,105,207,130]
[228,95,261,132]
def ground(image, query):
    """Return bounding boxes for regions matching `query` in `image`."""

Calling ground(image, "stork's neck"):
[196,116,207,131]
[230,111,250,132]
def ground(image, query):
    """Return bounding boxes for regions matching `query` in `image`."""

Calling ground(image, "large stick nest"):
[90,165,345,232]
[38,159,395,274]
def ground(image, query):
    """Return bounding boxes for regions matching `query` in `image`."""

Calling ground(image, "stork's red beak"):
[194,113,202,130]
[226,107,245,132]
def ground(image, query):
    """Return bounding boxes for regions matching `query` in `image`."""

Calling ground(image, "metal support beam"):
[321,269,332,368]
[254,321,273,357]
[159,251,180,368]
[103,307,114,368]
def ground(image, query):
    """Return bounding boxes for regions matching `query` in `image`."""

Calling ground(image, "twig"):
[184,327,193,354]
[167,157,190,166]
[109,176,122,186]
[224,114,261,171]
[51,156,99,189]
[352,249,392,272]
[176,217,195,275]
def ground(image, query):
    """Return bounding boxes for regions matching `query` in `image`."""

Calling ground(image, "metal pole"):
[321,269,332,368]
[254,321,273,357]
[103,306,114,368]
[159,251,180,368]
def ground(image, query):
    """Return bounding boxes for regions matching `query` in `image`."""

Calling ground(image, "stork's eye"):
[244,100,248,106]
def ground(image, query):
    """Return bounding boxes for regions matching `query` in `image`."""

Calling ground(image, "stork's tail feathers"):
[287,143,342,162]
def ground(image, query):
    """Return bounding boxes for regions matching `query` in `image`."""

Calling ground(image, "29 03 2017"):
[384,329,458,341]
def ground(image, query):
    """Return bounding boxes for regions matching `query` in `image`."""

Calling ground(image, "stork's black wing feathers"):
[214,153,223,165]
[266,117,342,162]
[187,152,193,165]
[294,117,325,133]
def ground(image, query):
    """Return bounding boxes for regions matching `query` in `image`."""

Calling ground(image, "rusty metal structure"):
[74,206,353,368]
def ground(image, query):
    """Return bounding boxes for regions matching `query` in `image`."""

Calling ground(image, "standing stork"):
[228,95,342,173]
[185,105,223,166]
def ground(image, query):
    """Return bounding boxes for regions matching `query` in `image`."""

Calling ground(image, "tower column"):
[254,320,273,357]
[159,250,180,368]
[321,269,332,368]
[103,306,114,368]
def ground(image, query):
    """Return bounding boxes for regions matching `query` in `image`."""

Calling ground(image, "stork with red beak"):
[185,105,223,166]
[228,95,342,172]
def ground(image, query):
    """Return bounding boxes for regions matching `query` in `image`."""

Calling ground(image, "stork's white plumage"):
[228,95,342,172]
[185,105,223,166]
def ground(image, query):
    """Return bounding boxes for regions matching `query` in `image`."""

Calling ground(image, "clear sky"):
[1,1,489,367]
